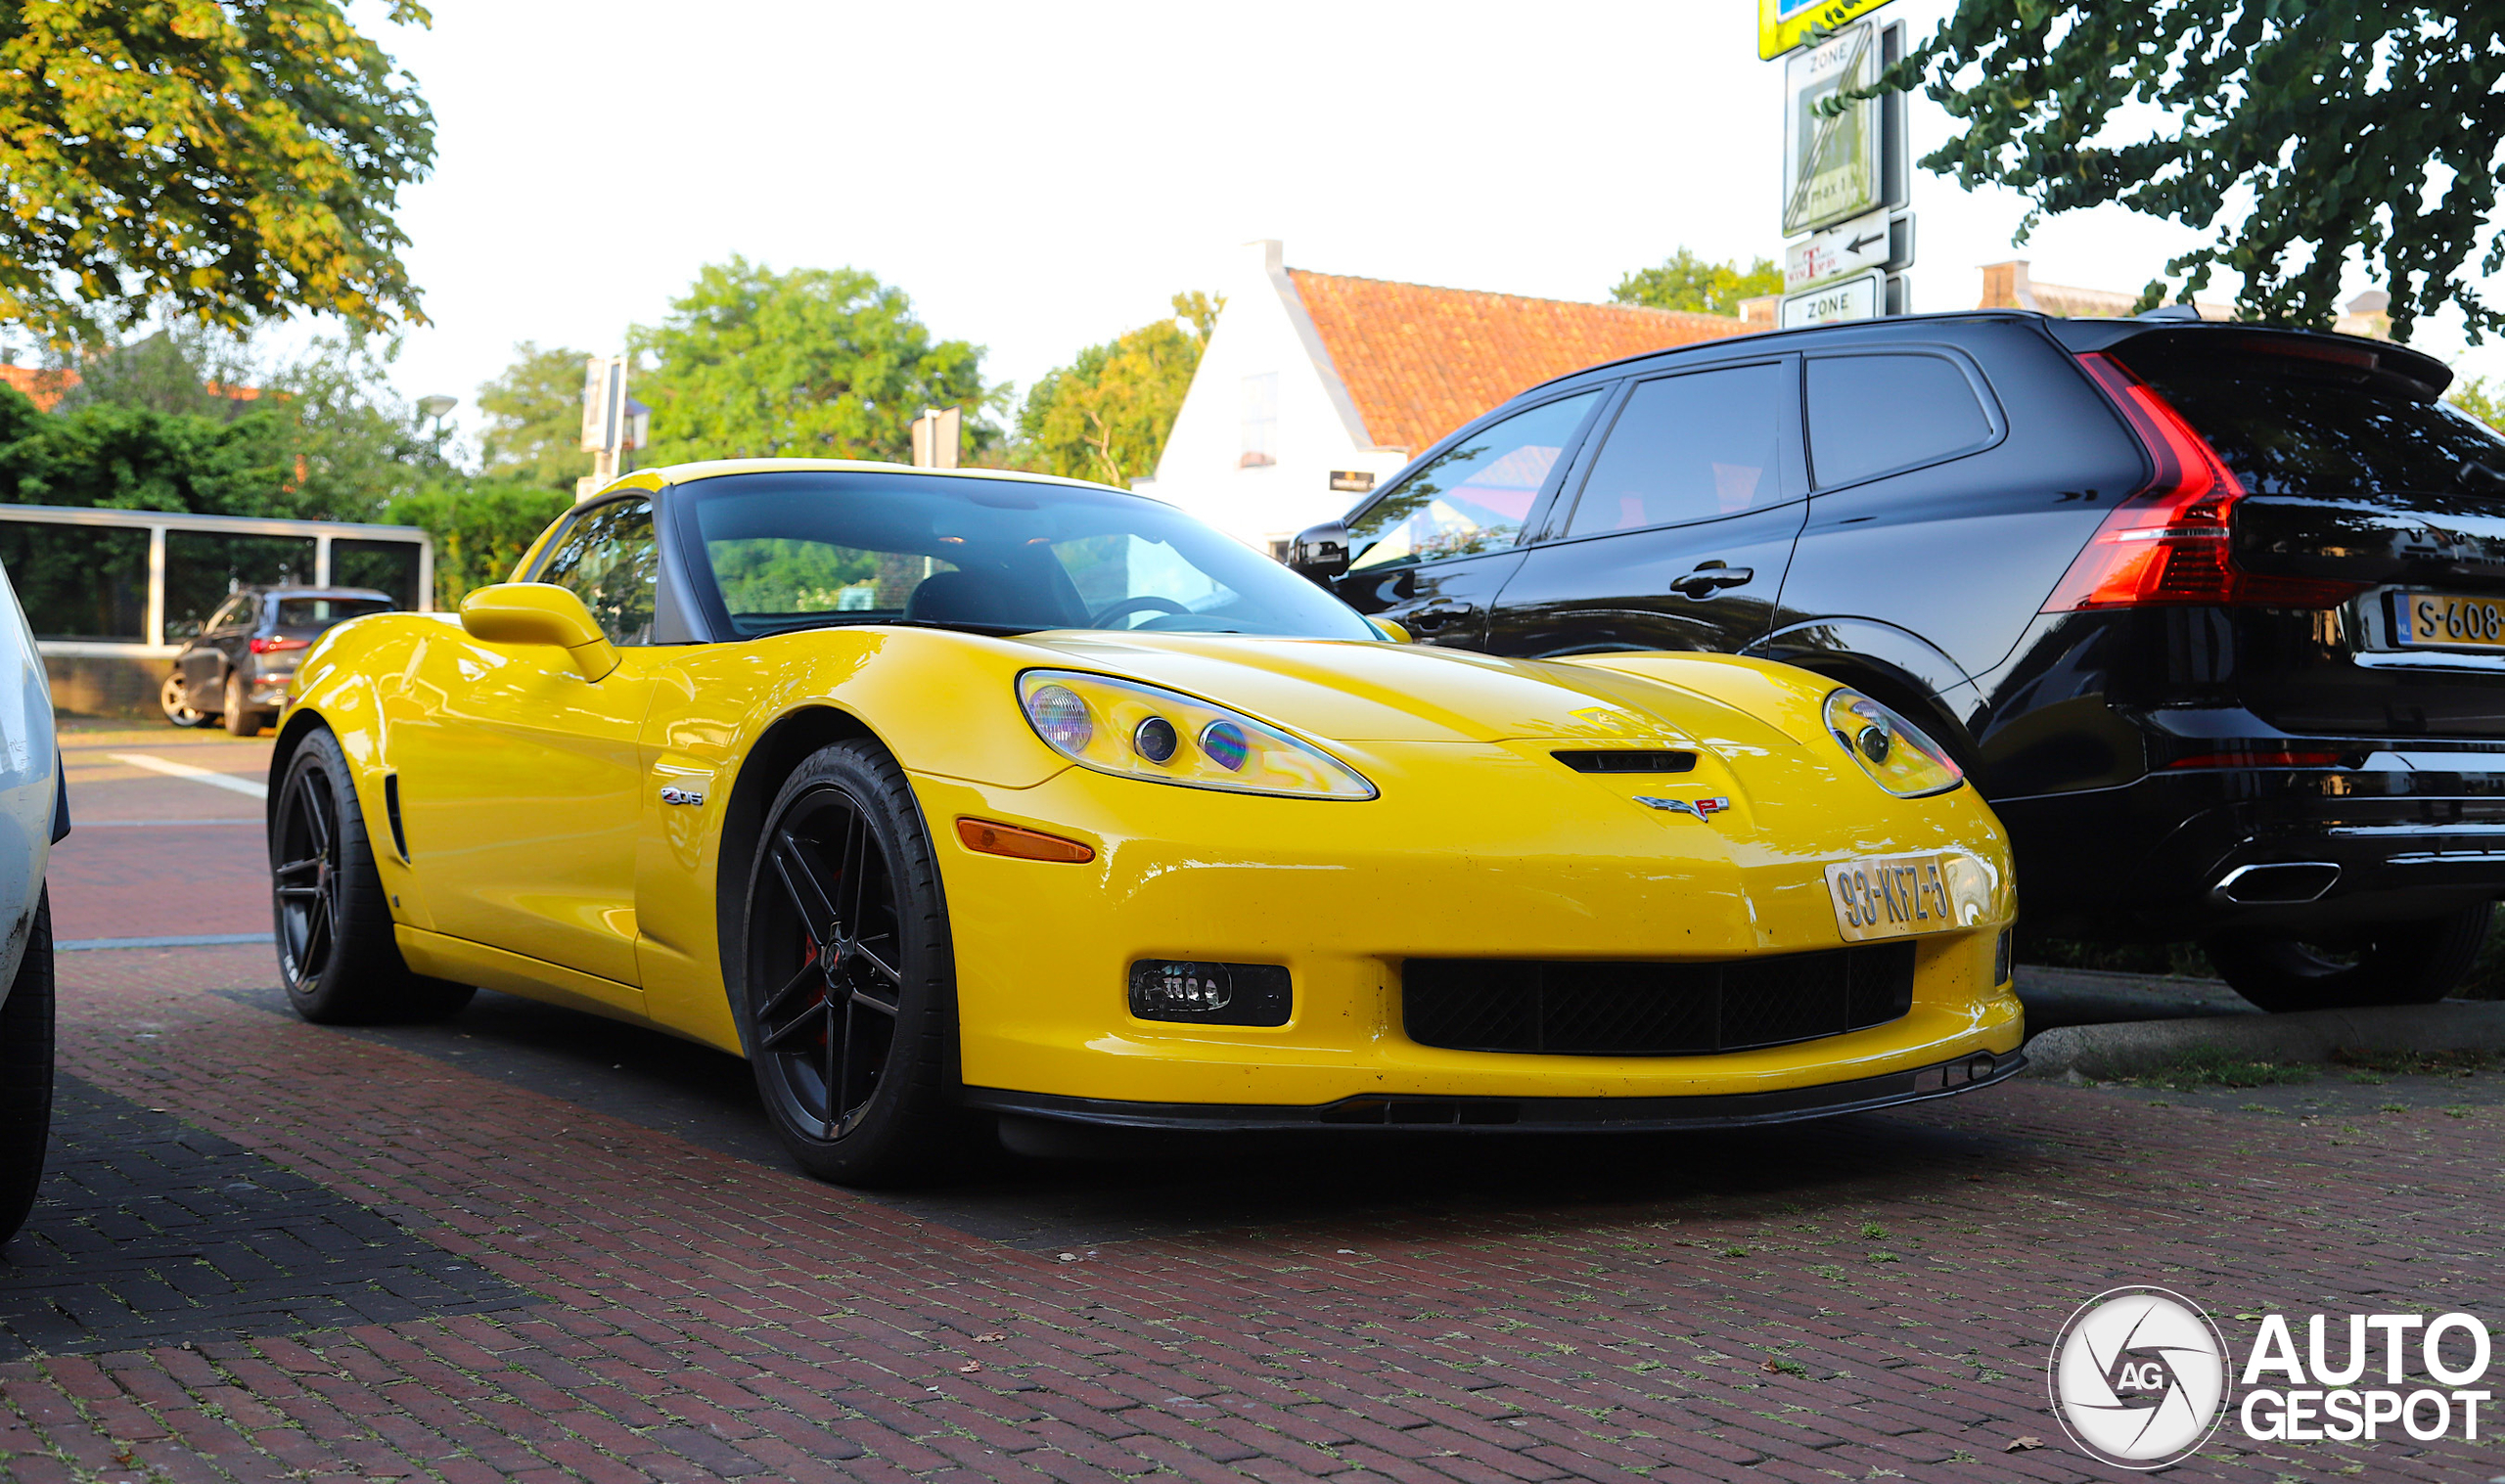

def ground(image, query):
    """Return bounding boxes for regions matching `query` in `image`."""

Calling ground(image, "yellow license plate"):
[1825,852,1994,942]
[2395,592,2505,651]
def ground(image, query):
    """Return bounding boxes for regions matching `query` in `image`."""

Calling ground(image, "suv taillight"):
[249,636,308,654]
[2040,353,2366,612]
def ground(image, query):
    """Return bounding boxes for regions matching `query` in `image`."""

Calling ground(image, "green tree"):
[384,478,572,607]
[0,0,436,348]
[630,258,999,465]
[477,341,593,491]
[1874,3,2505,340]
[1610,250,1782,316]
[0,382,297,517]
[2451,377,2505,433]
[1017,292,1221,486]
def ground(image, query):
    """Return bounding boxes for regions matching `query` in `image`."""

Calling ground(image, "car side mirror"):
[460,583,618,681]
[1289,521,1351,584]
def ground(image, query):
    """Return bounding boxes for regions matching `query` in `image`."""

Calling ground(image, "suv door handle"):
[1668,563,1754,599]
[1404,601,1477,633]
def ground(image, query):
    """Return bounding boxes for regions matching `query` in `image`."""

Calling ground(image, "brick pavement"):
[1,943,2497,1483]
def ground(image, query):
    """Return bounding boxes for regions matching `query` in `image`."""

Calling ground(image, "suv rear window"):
[275,597,392,628]
[2131,355,2505,496]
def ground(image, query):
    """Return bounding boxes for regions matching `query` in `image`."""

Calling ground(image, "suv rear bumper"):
[1997,761,2505,937]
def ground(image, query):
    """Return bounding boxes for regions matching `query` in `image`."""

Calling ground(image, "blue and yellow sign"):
[1758,0,1894,59]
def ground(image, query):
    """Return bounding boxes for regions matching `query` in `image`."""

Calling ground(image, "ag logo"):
[2048,1286,2230,1469]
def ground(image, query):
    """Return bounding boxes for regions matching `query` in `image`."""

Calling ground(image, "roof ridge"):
[1284,267,1744,326]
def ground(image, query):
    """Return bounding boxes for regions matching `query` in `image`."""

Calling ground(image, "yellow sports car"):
[269,460,2023,1184]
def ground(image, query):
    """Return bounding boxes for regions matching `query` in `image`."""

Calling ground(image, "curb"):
[2022,1001,2505,1081]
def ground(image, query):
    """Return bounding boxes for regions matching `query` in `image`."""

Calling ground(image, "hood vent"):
[1551,749,1697,774]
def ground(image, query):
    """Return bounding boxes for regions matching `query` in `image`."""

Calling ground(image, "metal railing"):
[0,503,433,658]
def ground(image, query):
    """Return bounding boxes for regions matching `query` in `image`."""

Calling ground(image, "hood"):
[1010,633,1805,752]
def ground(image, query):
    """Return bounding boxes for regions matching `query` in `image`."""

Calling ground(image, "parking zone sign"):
[1782,22,1883,236]
[1758,0,1895,60]
[1779,271,1883,329]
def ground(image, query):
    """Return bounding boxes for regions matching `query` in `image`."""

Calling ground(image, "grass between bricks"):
[2112,1045,2318,1090]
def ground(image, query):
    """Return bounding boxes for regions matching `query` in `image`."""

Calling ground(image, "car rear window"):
[275,597,392,629]
[2132,359,2505,497]
[1805,352,1996,487]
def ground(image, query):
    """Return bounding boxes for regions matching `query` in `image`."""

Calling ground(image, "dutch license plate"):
[1826,852,1965,942]
[2393,591,2505,651]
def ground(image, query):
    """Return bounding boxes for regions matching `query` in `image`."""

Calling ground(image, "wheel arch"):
[713,703,895,1051]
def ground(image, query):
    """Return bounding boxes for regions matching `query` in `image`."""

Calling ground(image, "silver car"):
[0,556,62,1242]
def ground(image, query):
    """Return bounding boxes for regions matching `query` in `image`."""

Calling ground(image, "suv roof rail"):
[2132,304,2205,322]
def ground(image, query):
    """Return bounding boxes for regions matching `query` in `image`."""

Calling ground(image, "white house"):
[1136,241,1757,556]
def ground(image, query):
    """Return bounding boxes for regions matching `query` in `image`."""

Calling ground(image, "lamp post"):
[416,394,457,465]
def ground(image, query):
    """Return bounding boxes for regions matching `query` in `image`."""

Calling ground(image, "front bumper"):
[969,1048,2026,1132]
[1997,756,2505,937]
[912,739,2024,1111]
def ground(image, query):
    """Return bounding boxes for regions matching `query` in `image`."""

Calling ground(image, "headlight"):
[1823,689,1964,797]
[1017,670,1377,799]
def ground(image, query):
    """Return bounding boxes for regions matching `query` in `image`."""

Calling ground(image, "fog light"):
[1127,960,1292,1026]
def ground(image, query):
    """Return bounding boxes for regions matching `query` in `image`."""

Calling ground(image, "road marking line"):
[60,932,272,952]
[105,752,267,800]
[74,818,260,828]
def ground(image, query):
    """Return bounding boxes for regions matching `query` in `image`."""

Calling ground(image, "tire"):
[2203,902,2493,1012]
[0,890,53,1244]
[271,727,474,1024]
[160,672,212,728]
[740,738,971,1187]
[223,672,260,737]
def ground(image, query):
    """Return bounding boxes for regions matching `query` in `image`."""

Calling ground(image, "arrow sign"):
[1784,207,1915,292]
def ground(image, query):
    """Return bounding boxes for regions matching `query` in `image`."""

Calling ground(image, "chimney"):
[1979,261,2040,312]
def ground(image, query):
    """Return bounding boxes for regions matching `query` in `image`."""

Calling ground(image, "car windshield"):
[274,597,393,629]
[683,470,1378,641]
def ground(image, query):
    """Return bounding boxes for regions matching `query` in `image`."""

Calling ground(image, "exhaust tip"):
[2213,861,2341,905]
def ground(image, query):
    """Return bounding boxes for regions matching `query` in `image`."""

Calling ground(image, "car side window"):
[205,596,250,634]
[1346,391,1601,573]
[1563,363,1789,539]
[1805,352,1996,488]
[535,497,659,646]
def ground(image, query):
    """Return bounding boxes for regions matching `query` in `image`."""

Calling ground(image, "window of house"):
[1345,391,1601,572]
[1805,353,1996,488]
[1241,374,1278,468]
[1565,364,1787,538]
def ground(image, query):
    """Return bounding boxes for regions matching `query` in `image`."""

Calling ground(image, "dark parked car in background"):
[1293,310,2505,1013]
[160,586,397,736]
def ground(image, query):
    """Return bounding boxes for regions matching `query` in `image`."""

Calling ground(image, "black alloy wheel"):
[271,727,473,1024]
[2203,902,2493,1012]
[743,740,968,1186]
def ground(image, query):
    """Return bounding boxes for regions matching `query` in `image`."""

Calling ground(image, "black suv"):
[161,586,396,736]
[1292,311,2505,1013]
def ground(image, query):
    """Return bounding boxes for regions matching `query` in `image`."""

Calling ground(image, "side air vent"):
[383,773,409,862]
[1551,750,1698,775]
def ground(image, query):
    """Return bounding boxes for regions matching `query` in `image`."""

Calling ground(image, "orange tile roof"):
[0,366,73,412]
[1286,269,1757,455]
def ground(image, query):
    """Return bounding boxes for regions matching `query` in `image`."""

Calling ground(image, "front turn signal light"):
[1017,669,1376,799]
[1824,689,1964,798]
[956,818,1096,863]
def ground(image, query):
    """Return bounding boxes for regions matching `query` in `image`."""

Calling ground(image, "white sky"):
[353,0,2505,456]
